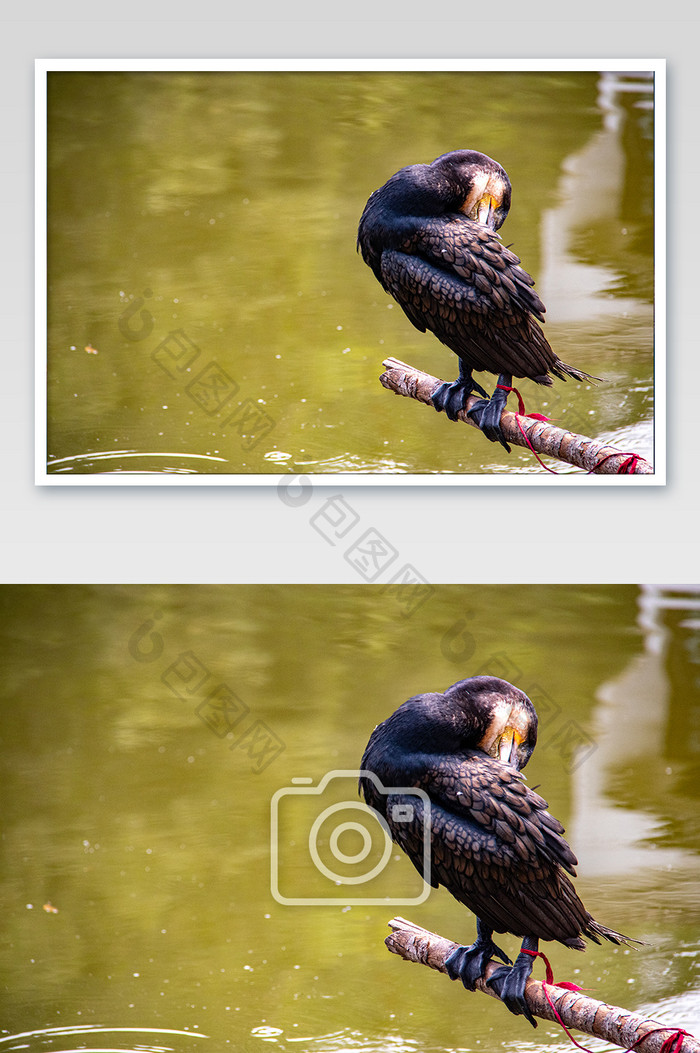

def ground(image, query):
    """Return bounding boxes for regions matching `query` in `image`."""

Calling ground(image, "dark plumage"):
[359,676,635,1027]
[357,150,595,451]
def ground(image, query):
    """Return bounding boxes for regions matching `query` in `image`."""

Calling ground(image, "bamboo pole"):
[379,357,654,475]
[385,918,698,1053]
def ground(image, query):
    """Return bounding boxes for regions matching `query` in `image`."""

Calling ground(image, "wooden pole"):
[385,918,698,1053]
[379,357,654,475]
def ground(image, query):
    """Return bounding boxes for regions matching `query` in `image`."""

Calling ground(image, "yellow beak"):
[497,726,524,767]
[474,193,498,228]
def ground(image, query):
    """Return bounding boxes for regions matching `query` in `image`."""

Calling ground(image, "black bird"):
[359,676,635,1027]
[357,150,595,451]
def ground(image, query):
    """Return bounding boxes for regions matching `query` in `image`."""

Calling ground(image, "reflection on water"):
[1,585,697,1051]
[541,72,654,323]
[0,1024,209,1052]
[47,448,228,473]
[47,451,228,474]
[44,68,657,476]
[572,586,700,877]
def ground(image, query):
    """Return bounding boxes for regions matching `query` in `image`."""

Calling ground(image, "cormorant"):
[359,676,635,1027]
[357,151,595,451]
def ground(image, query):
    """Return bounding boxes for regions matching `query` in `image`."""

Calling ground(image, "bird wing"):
[384,753,590,942]
[379,217,559,380]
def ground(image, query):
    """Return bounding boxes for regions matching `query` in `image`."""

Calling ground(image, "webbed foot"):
[485,940,538,1028]
[445,935,512,991]
[467,389,511,452]
[432,378,487,421]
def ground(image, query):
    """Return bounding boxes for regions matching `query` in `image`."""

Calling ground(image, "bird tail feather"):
[584,919,644,947]
[551,361,602,384]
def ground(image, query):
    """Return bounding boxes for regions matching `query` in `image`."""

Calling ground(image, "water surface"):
[45,69,656,476]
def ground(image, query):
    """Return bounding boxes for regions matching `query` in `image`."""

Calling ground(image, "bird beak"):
[474,193,499,229]
[497,726,524,767]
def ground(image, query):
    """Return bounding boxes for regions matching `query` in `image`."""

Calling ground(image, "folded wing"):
[384,753,593,947]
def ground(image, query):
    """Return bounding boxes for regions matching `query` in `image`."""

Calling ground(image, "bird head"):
[429,150,512,231]
[443,675,537,770]
[365,676,538,775]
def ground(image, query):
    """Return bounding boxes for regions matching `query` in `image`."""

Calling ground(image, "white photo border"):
[35,57,666,487]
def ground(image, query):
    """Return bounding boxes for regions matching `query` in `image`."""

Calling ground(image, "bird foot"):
[431,380,470,421]
[486,958,537,1028]
[431,377,489,421]
[467,392,511,452]
[444,938,512,991]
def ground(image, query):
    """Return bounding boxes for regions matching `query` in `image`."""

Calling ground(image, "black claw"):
[485,954,537,1028]
[431,380,471,421]
[444,938,512,991]
[467,395,511,452]
[432,367,489,422]
[490,940,512,967]
[466,372,513,452]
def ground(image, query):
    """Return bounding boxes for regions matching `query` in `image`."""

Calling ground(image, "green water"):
[1,584,698,1050]
[45,69,655,476]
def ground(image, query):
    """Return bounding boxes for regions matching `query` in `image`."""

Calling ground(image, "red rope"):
[630,1027,694,1053]
[495,385,643,475]
[513,416,562,473]
[591,451,642,474]
[520,949,593,1051]
[521,950,692,1053]
[494,384,550,425]
[496,385,562,474]
[496,384,528,416]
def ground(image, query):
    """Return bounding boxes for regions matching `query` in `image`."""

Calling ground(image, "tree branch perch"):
[379,358,653,475]
[385,918,698,1053]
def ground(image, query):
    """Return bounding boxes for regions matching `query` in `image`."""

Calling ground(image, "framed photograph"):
[36,60,664,484]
